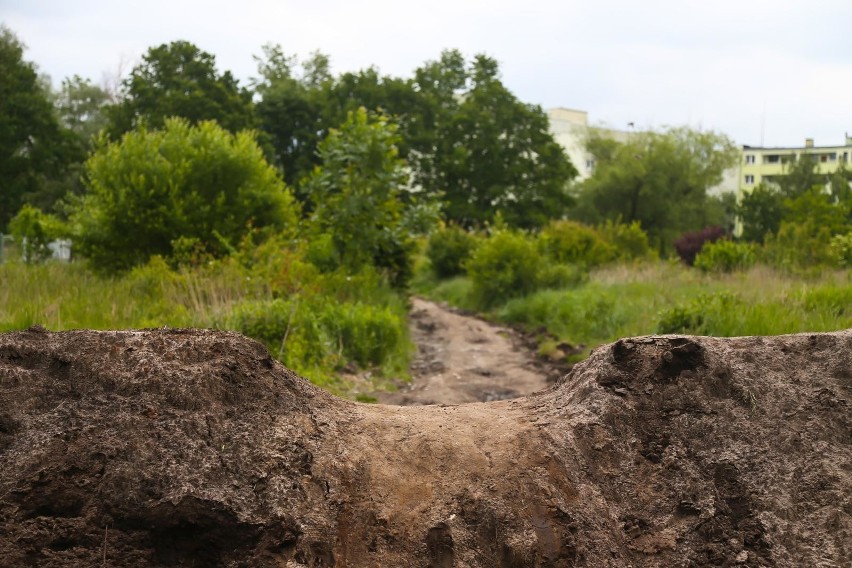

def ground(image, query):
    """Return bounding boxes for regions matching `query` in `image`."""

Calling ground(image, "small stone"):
[735,550,748,563]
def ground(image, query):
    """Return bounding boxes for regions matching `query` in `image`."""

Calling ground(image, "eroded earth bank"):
[0,327,849,567]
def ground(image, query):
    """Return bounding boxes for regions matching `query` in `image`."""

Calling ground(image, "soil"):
[1,325,850,567]
[375,297,553,405]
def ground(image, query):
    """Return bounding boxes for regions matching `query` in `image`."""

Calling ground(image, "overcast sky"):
[4,0,851,148]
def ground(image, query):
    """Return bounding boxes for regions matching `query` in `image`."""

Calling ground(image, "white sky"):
[3,0,851,148]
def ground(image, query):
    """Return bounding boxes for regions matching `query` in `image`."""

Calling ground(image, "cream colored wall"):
[547,108,593,179]
[546,108,631,181]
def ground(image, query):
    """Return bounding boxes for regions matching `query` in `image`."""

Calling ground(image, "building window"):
[745,175,755,185]
[585,159,595,171]
[745,155,755,164]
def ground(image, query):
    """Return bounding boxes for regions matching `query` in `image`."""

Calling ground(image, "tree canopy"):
[106,41,255,138]
[408,51,577,228]
[0,27,77,229]
[252,47,576,228]
[55,75,111,147]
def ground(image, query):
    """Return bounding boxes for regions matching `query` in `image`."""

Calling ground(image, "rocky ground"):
[0,325,849,567]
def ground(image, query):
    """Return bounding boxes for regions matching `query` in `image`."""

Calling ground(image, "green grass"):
[0,258,412,395]
[417,259,852,355]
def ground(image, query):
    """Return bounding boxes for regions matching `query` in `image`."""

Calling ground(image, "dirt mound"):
[1,327,849,567]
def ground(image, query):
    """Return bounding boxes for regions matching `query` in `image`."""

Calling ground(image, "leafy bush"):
[693,240,756,273]
[762,221,835,270]
[829,232,852,268]
[325,302,408,369]
[673,226,725,266]
[466,230,544,309]
[71,118,299,273]
[597,220,654,261]
[537,263,587,290]
[539,220,615,268]
[427,277,476,310]
[426,224,479,278]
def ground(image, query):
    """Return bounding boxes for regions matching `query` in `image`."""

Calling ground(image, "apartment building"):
[739,135,852,192]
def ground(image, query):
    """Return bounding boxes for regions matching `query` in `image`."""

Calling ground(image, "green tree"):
[776,153,825,198]
[55,75,111,146]
[303,108,435,288]
[737,184,785,243]
[411,51,576,228]
[575,127,739,252]
[828,163,852,203]
[253,44,422,190]
[252,45,330,187]
[251,47,575,227]
[0,27,77,229]
[783,186,849,235]
[70,118,298,272]
[762,187,851,269]
[107,41,255,137]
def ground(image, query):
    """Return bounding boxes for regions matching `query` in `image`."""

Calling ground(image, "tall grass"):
[0,258,412,394]
[418,259,852,354]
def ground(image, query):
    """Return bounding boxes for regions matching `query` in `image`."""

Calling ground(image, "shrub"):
[539,220,616,268]
[673,226,725,266]
[597,220,654,261]
[829,232,852,268]
[426,224,478,278]
[466,230,544,309]
[229,298,329,371]
[693,239,757,273]
[428,277,476,311]
[71,118,299,273]
[762,221,835,270]
[537,263,587,290]
[324,302,407,369]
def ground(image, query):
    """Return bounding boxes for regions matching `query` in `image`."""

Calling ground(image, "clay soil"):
[1,325,850,567]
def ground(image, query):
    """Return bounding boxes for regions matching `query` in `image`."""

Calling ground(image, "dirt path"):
[375,297,551,405]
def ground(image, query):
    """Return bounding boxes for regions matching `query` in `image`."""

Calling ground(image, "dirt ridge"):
[1,326,849,566]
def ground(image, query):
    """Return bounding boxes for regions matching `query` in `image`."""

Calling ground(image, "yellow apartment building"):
[739,135,852,192]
